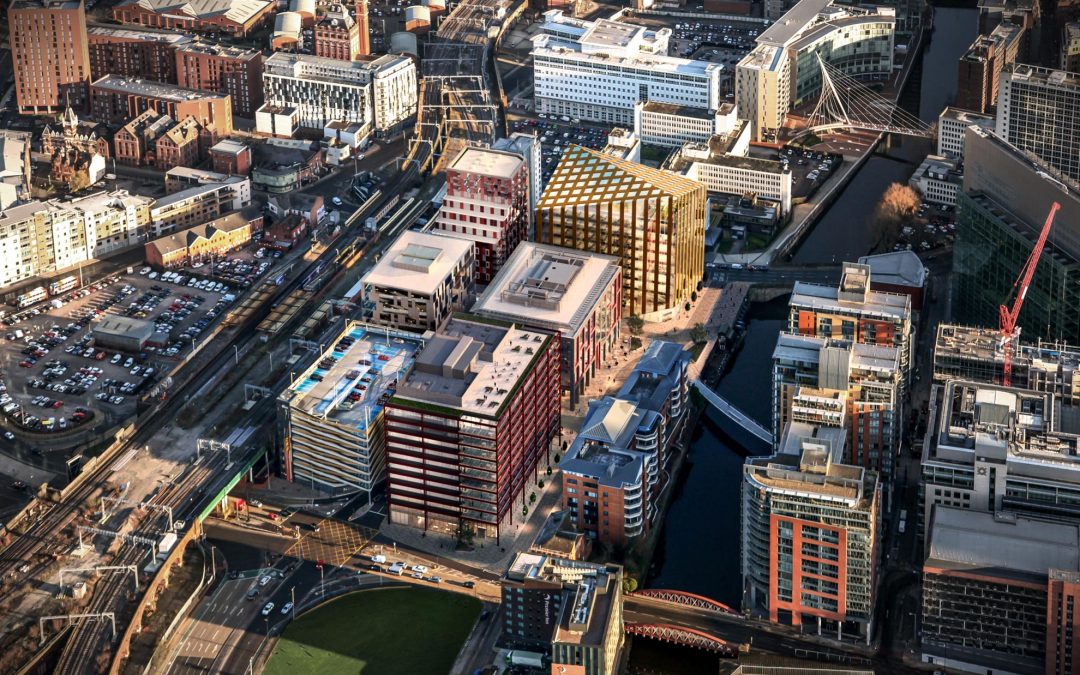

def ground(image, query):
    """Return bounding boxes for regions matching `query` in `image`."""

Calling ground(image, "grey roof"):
[578,398,641,446]
[757,0,832,47]
[116,0,271,24]
[927,506,1080,575]
[635,340,686,376]
[858,251,928,289]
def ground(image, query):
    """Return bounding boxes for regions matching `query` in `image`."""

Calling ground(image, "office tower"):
[955,23,1023,114]
[537,145,706,320]
[9,0,91,115]
[996,64,1080,184]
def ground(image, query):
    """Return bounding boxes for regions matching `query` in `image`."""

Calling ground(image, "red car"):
[267,512,279,521]
[18,361,32,368]
[51,400,63,409]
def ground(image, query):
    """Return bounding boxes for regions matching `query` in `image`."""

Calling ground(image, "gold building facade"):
[536,145,706,319]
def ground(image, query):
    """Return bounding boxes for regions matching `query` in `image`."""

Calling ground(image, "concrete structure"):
[772,332,903,478]
[742,421,881,640]
[148,176,250,237]
[531,10,722,126]
[0,132,32,211]
[0,190,152,290]
[955,125,1080,345]
[955,22,1023,114]
[89,75,233,134]
[9,0,92,115]
[314,4,360,61]
[932,324,1080,396]
[936,107,994,160]
[921,506,1080,675]
[176,41,264,118]
[501,552,625,675]
[537,145,706,321]
[996,64,1080,185]
[385,315,561,542]
[87,25,191,84]
[633,101,737,149]
[144,210,257,268]
[857,251,928,311]
[433,147,529,284]
[560,341,689,546]
[261,53,417,134]
[788,262,914,379]
[736,0,895,140]
[279,322,425,494]
[93,315,154,351]
[909,155,962,206]
[111,0,274,36]
[360,231,474,333]
[1063,22,1080,73]
[472,243,621,406]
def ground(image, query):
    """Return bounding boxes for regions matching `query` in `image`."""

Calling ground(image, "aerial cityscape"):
[0,0,1076,671]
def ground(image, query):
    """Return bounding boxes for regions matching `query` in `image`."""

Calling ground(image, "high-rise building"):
[742,421,881,640]
[492,132,542,231]
[385,315,561,542]
[787,262,914,380]
[955,22,1023,114]
[501,552,625,675]
[472,243,622,406]
[359,230,474,333]
[314,4,360,61]
[87,26,191,84]
[9,0,92,115]
[355,0,371,56]
[772,333,902,477]
[954,125,1080,345]
[996,64,1080,184]
[921,506,1080,675]
[175,41,264,118]
[433,148,529,284]
[737,0,895,140]
[536,145,706,321]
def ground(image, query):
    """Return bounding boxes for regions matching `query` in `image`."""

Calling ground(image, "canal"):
[627,5,978,671]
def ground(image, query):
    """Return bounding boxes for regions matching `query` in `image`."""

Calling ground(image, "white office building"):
[936,107,993,160]
[261,52,417,134]
[532,11,723,126]
[909,155,962,206]
[633,101,739,149]
[737,0,895,140]
[996,64,1080,184]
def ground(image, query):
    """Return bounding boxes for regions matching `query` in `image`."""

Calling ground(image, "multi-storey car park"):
[278,321,426,496]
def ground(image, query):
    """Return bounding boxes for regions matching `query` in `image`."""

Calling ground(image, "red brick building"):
[87,26,189,84]
[176,41,264,118]
[210,139,252,176]
[9,0,91,115]
[155,117,203,171]
[90,75,233,135]
[113,109,174,166]
[314,5,361,61]
[433,147,529,284]
[111,0,274,37]
[385,316,561,543]
[355,0,371,56]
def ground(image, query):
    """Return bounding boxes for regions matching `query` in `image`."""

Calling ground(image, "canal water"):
[627,5,978,670]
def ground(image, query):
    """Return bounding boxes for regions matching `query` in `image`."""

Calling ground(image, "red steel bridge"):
[627,589,741,616]
[624,623,739,656]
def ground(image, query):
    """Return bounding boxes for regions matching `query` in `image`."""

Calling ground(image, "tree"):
[691,291,698,302]
[870,183,920,249]
[626,315,644,336]
[455,523,475,549]
[622,577,639,594]
[690,322,708,344]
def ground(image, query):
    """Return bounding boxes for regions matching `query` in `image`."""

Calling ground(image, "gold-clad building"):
[536,145,706,319]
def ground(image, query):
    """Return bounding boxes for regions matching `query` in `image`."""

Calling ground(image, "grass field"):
[263,586,481,675]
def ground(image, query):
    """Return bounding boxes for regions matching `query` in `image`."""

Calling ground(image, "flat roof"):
[449,146,523,179]
[87,24,195,43]
[927,506,1080,575]
[152,176,244,209]
[789,12,893,52]
[91,75,228,102]
[210,139,249,156]
[472,243,620,334]
[580,17,641,48]
[177,39,261,60]
[641,101,715,119]
[756,0,832,47]
[362,231,473,296]
[939,106,993,125]
[283,322,423,432]
[532,35,720,78]
[790,280,910,321]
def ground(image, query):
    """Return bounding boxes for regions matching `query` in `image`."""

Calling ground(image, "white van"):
[388,562,405,575]
[370,554,387,564]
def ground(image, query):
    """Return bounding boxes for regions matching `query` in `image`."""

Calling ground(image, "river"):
[627,5,978,671]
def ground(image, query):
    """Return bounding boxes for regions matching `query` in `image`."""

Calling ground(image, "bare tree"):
[870,183,920,250]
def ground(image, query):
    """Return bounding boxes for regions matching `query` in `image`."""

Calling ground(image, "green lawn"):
[263,586,481,675]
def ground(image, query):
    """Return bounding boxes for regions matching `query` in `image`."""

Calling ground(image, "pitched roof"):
[538,144,702,209]
[121,0,271,24]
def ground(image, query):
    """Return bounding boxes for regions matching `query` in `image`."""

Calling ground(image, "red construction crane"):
[999,201,1061,387]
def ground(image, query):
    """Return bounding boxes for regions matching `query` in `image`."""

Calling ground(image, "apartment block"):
[433,147,529,284]
[742,421,880,640]
[278,322,426,494]
[772,332,902,477]
[537,145,706,321]
[314,4,361,61]
[175,41,264,118]
[936,107,993,160]
[501,552,624,675]
[955,22,1023,114]
[87,26,190,83]
[921,506,1080,675]
[148,176,250,237]
[531,11,723,126]
[788,263,914,380]
[9,0,92,115]
[360,231,474,333]
[560,342,689,546]
[492,132,543,230]
[472,243,621,406]
[90,75,233,134]
[385,315,561,542]
[996,64,1080,184]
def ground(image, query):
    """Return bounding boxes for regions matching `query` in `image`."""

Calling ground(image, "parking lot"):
[896,203,956,253]
[0,270,242,445]
[511,117,613,185]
